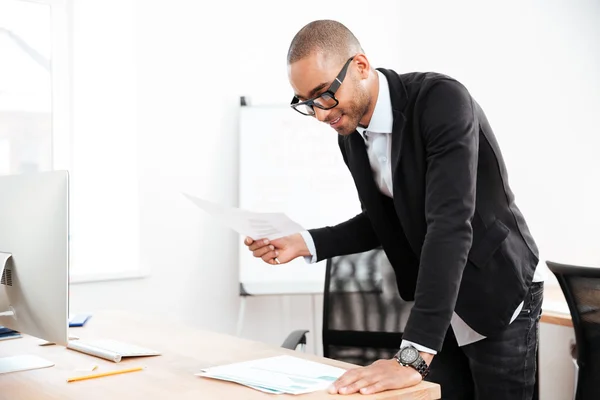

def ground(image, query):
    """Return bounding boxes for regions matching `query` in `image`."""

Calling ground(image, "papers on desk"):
[196,355,346,395]
[183,193,304,241]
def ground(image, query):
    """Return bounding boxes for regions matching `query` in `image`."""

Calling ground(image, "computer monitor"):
[0,170,69,373]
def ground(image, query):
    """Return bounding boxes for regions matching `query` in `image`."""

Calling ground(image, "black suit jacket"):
[309,69,539,351]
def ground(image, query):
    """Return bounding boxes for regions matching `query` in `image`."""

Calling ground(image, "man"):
[244,20,545,400]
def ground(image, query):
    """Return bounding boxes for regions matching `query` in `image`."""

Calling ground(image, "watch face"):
[400,347,419,364]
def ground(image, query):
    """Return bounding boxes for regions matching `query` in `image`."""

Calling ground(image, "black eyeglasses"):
[290,56,355,116]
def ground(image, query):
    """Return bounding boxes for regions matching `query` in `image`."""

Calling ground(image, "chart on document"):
[238,105,361,295]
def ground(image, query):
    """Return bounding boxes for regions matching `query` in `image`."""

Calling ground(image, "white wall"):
[68,0,599,394]
[539,322,576,400]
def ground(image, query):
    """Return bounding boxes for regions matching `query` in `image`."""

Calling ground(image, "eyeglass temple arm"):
[328,57,354,93]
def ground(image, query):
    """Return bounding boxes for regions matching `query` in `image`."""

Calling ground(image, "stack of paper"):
[196,355,346,395]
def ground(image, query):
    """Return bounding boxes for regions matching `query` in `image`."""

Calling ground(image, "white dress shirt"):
[301,71,546,354]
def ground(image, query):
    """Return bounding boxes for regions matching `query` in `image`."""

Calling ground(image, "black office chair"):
[282,248,412,366]
[546,261,600,400]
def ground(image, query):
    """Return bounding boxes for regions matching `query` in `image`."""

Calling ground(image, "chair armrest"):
[281,329,309,350]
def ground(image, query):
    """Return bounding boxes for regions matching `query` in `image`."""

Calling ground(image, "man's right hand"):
[244,233,310,265]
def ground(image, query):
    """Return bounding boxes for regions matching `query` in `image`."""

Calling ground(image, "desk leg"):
[237,296,247,337]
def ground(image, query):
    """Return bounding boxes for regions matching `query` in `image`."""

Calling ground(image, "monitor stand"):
[0,355,54,374]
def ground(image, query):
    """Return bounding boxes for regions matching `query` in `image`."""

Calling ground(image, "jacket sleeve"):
[401,79,479,351]
[308,208,380,262]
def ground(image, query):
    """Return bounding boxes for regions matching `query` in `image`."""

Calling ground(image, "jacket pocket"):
[468,218,510,269]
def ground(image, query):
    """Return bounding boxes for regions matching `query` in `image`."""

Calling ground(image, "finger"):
[244,237,254,246]
[260,250,279,263]
[252,245,275,258]
[359,379,393,395]
[339,376,379,395]
[328,368,364,394]
[248,239,270,251]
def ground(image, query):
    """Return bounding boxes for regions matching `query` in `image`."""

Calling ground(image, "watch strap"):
[412,357,429,378]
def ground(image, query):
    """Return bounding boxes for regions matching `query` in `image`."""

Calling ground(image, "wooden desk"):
[541,285,573,328]
[0,311,440,400]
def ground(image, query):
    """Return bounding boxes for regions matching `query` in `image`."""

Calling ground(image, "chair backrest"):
[546,261,600,400]
[322,248,412,366]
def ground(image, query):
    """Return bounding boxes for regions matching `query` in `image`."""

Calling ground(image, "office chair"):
[546,261,600,400]
[282,248,412,366]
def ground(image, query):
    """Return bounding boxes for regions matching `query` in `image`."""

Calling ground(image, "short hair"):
[287,20,364,65]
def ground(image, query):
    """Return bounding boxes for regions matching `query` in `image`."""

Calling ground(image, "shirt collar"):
[356,70,393,141]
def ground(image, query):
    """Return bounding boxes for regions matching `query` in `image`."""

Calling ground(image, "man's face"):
[288,52,370,136]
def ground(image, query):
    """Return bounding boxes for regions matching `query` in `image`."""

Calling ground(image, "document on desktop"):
[196,355,346,395]
[182,193,304,240]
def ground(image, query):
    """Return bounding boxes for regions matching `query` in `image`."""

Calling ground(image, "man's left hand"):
[328,359,422,395]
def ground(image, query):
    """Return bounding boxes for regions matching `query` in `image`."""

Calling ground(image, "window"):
[0,1,53,175]
[1,0,143,282]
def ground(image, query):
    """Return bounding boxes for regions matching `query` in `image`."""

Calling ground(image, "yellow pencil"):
[67,366,144,383]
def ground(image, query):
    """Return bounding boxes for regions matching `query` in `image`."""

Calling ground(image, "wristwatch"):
[394,345,430,378]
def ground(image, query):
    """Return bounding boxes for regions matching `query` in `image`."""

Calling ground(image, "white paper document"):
[183,193,305,240]
[196,355,346,395]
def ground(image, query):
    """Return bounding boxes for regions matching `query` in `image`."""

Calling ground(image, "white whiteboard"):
[238,105,361,295]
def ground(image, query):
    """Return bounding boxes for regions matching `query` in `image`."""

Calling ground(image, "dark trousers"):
[425,282,543,400]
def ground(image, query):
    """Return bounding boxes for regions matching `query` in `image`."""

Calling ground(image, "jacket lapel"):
[342,69,411,236]
[379,69,428,256]
[377,68,408,186]
[390,109,407,185]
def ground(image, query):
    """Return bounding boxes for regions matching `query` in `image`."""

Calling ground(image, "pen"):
[67,366,144,382]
